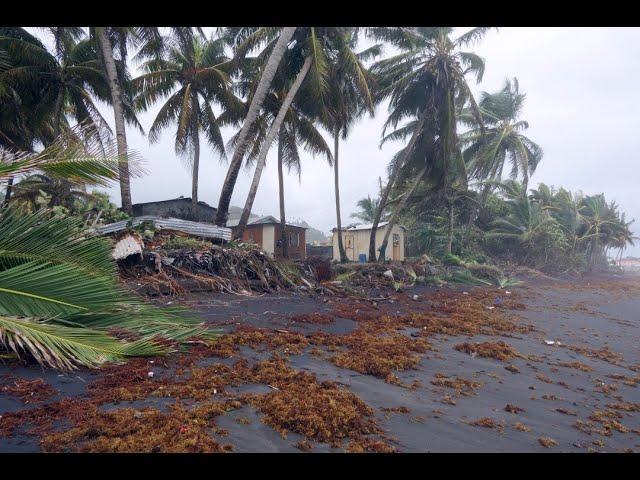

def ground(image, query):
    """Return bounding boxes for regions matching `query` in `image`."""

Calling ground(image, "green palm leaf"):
[0,315,164,370]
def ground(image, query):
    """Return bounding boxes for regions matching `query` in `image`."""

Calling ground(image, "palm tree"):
[134,33,236,220]
[0,28,114,148]
[369,27,489,260]
[351,194,384,223]
[0,126,204,370]
[320,30,380,262]
[93,27,134,214]
[460,77,542,235]
[487,188,566,267]
[214,27,297,226]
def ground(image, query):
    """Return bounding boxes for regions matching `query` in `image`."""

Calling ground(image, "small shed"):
[332,222,406,262]
[228,216,307,259]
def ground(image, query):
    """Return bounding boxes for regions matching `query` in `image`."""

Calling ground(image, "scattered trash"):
[485,306,495,310]
[412,294,419,301]
[383,270,394,280]
[544,340,561,346]
[147,372,154,378]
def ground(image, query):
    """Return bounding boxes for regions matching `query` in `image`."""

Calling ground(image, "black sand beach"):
[1,274,639,453]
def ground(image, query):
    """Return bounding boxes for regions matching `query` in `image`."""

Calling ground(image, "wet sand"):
[1,274,639,452]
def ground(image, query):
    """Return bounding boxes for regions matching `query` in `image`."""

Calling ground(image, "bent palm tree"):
[215,27,296,226]
[460,78,542,237]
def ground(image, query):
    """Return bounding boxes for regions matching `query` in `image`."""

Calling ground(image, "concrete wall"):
[332,225,405,262]
[132,198,216,223]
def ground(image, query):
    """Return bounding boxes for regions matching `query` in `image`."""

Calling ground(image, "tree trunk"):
[53,87,64,139]
[277,127,288,259]
[95,27,132,215]
[191,98,200,221]
[446,196,455,254]
[215,27,296,226]
[462,183,491,246]
[378,165,428,262]
[234,55,312,240]
[3,176,13,204]
[369,111,428,261]
[334,127,348,263]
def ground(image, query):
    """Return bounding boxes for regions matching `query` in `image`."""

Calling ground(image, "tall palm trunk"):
[369,112,428,261]
[378,165,428,262]
[334,127,348,263]
[95,27,132,214]
[215,27,296,227]
[191,98,200,221]
[53,87,64,139]
[446,195,455,254]
[234,55,312,240]
[277,128,288,259]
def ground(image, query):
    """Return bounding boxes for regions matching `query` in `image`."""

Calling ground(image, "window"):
[393,233,400,246]
[289,232,299,247]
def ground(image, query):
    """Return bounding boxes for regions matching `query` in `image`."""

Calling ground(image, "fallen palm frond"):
[0,207,207,370]
[0,122,145,186]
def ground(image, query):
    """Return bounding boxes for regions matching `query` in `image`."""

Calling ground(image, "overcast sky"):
[28,27,640,255]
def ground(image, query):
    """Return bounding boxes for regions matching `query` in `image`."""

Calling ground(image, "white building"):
[332,222,406,262]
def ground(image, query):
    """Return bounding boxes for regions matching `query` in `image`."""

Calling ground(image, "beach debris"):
[544,340,561,346]
[538,437,558,448]
[147,372,154,378]
[112,234,144,261]
[383,270,394,280]
[505,404,525,414]
[513,422,531,432]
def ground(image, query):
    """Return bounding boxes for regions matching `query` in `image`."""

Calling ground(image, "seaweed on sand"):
[454,341,519,361]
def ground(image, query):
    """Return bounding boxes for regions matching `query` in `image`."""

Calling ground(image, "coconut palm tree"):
[319,30,380,262]
[134,33,237,220]
[0,27,109,148]
[214,27,297,227]
[0,126,204,370]
[93,27,134,214]
[369,27,489,260]
[460,78,542,235]
[351,194,384,223]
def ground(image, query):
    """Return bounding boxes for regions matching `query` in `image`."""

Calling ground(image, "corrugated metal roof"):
[227,215,307,228]
[331,222,407,232]
[94,216,232,240]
